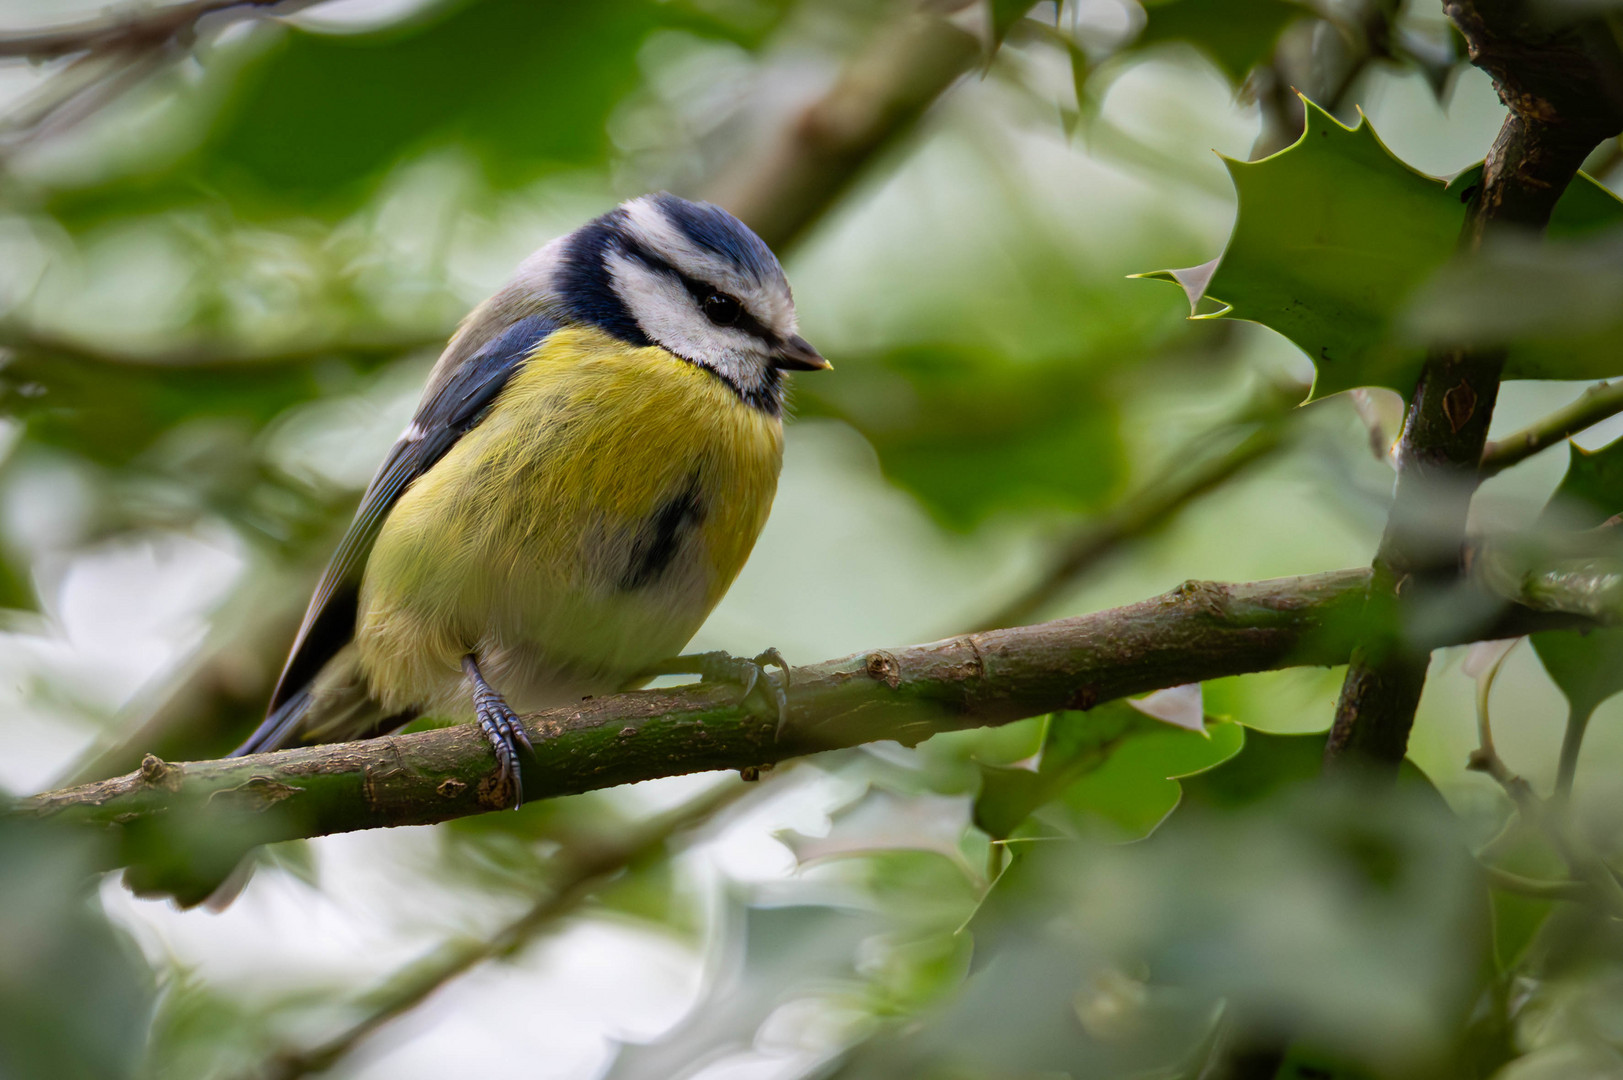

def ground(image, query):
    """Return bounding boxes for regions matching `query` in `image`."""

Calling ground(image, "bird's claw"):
[474,691,528,807]
[465,656,531,808]
[685,648,792,738]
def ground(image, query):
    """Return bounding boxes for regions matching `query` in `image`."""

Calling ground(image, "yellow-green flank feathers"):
[357,326,783,718]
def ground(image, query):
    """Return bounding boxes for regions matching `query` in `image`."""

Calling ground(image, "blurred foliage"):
[1532,439,1623,724]
[804,341,1127,528]
[1136,0,1310,82]
[4,0,1623,1079]
[44,0,795,225]
[0,820,152,1080]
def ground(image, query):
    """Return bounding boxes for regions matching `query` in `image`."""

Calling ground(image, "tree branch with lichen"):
[12,563,1608,903]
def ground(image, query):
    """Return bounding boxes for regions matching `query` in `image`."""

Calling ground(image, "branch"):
[1480,378,1623,475]
[974,380,1301,632]
[702,11,979,251]
[1325,0,1623,767]
[0,323,443,370]
[0,1,286,60]
[17,567,1598,860]
[977,363,1623,639]
[0,1,324,156]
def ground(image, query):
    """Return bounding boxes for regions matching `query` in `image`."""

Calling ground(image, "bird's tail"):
[230,687,314,757]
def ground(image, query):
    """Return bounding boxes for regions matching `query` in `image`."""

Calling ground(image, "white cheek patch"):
[605,252,771,394]
[620,197,797,337]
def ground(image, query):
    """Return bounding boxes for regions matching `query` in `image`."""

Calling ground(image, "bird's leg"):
[462,654,533,807]
[638,648,791,737]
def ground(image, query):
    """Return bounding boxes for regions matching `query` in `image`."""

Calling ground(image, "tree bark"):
[1325,0,1623,766]
[18,567,1594,868]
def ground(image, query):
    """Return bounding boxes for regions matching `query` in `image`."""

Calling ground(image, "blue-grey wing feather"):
[233,313,562,755]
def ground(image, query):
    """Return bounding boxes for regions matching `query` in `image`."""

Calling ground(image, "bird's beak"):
[771,334,831,372]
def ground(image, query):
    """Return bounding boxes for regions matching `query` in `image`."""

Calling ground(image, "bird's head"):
[524,192,827,414]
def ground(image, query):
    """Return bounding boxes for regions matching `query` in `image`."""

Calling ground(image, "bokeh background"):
[2,1,1622,1077]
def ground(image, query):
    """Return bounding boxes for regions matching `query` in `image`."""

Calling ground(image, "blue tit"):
[232,193,828,805]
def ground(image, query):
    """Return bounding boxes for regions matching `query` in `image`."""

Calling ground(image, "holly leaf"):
[976,693,1237,841]
[1140,100,1459,400]
[1401,210,1623,383]
[974,702,1167,840]
[1139,98,1623,400]
[1134,0,1310,84]
[1531,438,1623,720]
[1176,726,1445,812]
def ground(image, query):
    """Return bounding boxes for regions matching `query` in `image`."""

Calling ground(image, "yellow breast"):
[355,326,784,715]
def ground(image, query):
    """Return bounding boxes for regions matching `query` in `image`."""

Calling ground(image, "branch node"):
[138,753,180,791]
[865,650,902,689]
[1443,380,1477,434]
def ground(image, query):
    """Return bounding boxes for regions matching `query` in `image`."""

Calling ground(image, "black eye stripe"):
[617,235,779,345]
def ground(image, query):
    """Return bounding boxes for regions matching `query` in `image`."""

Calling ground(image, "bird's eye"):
[703,293,742,327]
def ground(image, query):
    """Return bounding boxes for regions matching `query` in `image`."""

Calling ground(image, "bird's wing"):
[233,313,562,755]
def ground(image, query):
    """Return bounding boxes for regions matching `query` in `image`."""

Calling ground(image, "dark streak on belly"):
[620,476,705,590]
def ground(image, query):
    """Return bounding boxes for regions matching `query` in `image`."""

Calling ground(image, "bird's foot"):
[643,648,791,738]
[462,655,532,807]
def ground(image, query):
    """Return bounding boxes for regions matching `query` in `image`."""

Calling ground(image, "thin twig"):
[1554,702,1593,805]
[702,10,979,251]
[1481,380,1623,476]
[1467,648,1623,919]
[0,1,282,60]
[0,0,322,159]
[974,381,1302,632]
[258,780,753,1080]
[1480,864,1592,903]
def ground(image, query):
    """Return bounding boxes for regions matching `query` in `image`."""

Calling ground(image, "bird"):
[232,192,828,806]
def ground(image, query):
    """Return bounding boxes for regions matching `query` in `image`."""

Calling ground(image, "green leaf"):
[1148,99,1461,400]
[803,342,1125,529]
[1139,99,1623,400]
[1176,725,1446,813]
[973,702,1164,840]
[1532,438,1623,720]
[990,0,1039,48]
[1176,726,1324,809]
[1539,436,1623,529]
[0,821,153,1080]
[1134,0,1309,83]
[1057,716,1243,837]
